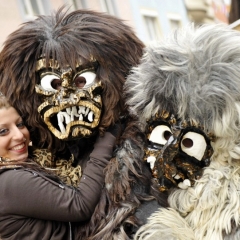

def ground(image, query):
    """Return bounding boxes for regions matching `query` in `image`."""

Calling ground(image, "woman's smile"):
[10,142,27,152]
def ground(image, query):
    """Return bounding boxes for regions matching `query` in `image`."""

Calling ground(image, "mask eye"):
[149,125,172,145]
[40,74,61,91]
[74,71,96,89]
[181,132,207,160]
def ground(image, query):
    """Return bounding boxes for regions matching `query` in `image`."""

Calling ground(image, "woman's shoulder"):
[0,167,59,188]
[0,167,33,182]
[0,168,32,197]
[0,166,24,178]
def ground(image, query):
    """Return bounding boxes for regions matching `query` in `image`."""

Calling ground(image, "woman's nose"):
[12,127,25,140]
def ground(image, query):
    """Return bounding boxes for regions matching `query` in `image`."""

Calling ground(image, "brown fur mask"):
[0,7,144,152]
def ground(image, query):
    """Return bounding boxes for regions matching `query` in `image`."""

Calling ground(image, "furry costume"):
[0,7,144,152]
[0,8,167,239]
[124,24,240,240]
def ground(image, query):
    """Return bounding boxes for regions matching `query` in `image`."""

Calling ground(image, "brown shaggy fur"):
[0,7,144,154]
[0,8,167,238]
[75,120,168,239]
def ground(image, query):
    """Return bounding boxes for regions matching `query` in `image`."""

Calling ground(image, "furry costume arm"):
[105,121,154,203]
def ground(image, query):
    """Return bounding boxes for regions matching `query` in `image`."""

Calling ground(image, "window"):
[141,9,162,42]
[167,13,182,31]
[67,0,87,10]
[22,0,45,17]
[170,19,181,30]
[19,0,50,20]
[100,0,118,16]
[144,16,161,41]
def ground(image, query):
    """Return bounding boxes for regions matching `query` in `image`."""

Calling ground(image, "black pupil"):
[50,76,87,90]
[75,76,86,88]
[182,138,193,148]
[51,79,62,90]
[164,131,172,140]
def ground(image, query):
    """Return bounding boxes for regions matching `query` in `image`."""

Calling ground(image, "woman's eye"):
[149,125,172,145]
[74,71,96,89]
[40,74,61,91]
[17,122,25,129]
[0,129,8,136]
[180,132,207,160]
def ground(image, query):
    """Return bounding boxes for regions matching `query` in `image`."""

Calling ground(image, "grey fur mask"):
[144,111,214,191]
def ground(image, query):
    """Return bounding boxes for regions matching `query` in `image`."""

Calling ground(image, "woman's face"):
[0,107,30,161]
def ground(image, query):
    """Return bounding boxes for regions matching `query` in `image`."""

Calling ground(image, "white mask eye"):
[74,71,96,89]
[149,125,172,145]
[40,74,61,92]
[181,132,207,160]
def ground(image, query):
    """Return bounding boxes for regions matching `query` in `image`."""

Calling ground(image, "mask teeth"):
[147,155,156,169]
[178,179,191,189]
[172,174,181,180]
[78,106,94,122]
[56,106,95,133]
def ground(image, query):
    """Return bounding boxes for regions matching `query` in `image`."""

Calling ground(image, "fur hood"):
[0,7,144,152]
[125,24,240,141]
[125,24,240,240]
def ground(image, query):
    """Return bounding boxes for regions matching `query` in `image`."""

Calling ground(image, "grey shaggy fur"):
[125,24,240,240]
[125,24,240,137]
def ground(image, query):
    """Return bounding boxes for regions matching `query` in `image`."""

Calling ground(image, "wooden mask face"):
[144,111,214,192]
[35,58,103,140]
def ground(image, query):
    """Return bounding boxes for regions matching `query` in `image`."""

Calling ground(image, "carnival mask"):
[144,111,214,192]
[35,58,102,140]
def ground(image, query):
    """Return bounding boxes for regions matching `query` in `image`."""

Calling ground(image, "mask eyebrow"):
[36,59,60,72]
[75,61,99,72]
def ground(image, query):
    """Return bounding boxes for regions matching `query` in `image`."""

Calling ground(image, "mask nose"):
[161,135,179,161]
[152,134,180,191]
[59,68,75,98]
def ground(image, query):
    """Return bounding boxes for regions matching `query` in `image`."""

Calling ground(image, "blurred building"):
[0,0,231,49]
[185,0,230,25]
[127,0,190,44]
[228,0,240,31]
[0,0,190,49]
[229,0,239,24]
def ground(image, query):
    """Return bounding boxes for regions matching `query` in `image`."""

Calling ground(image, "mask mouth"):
[51,105,95,134]
[154,166,192,192]
[152,152,208,191]
[42,102,101,140]
[170,167,191,189]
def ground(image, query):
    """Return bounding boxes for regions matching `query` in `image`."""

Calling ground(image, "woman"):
[0,94,117,240]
